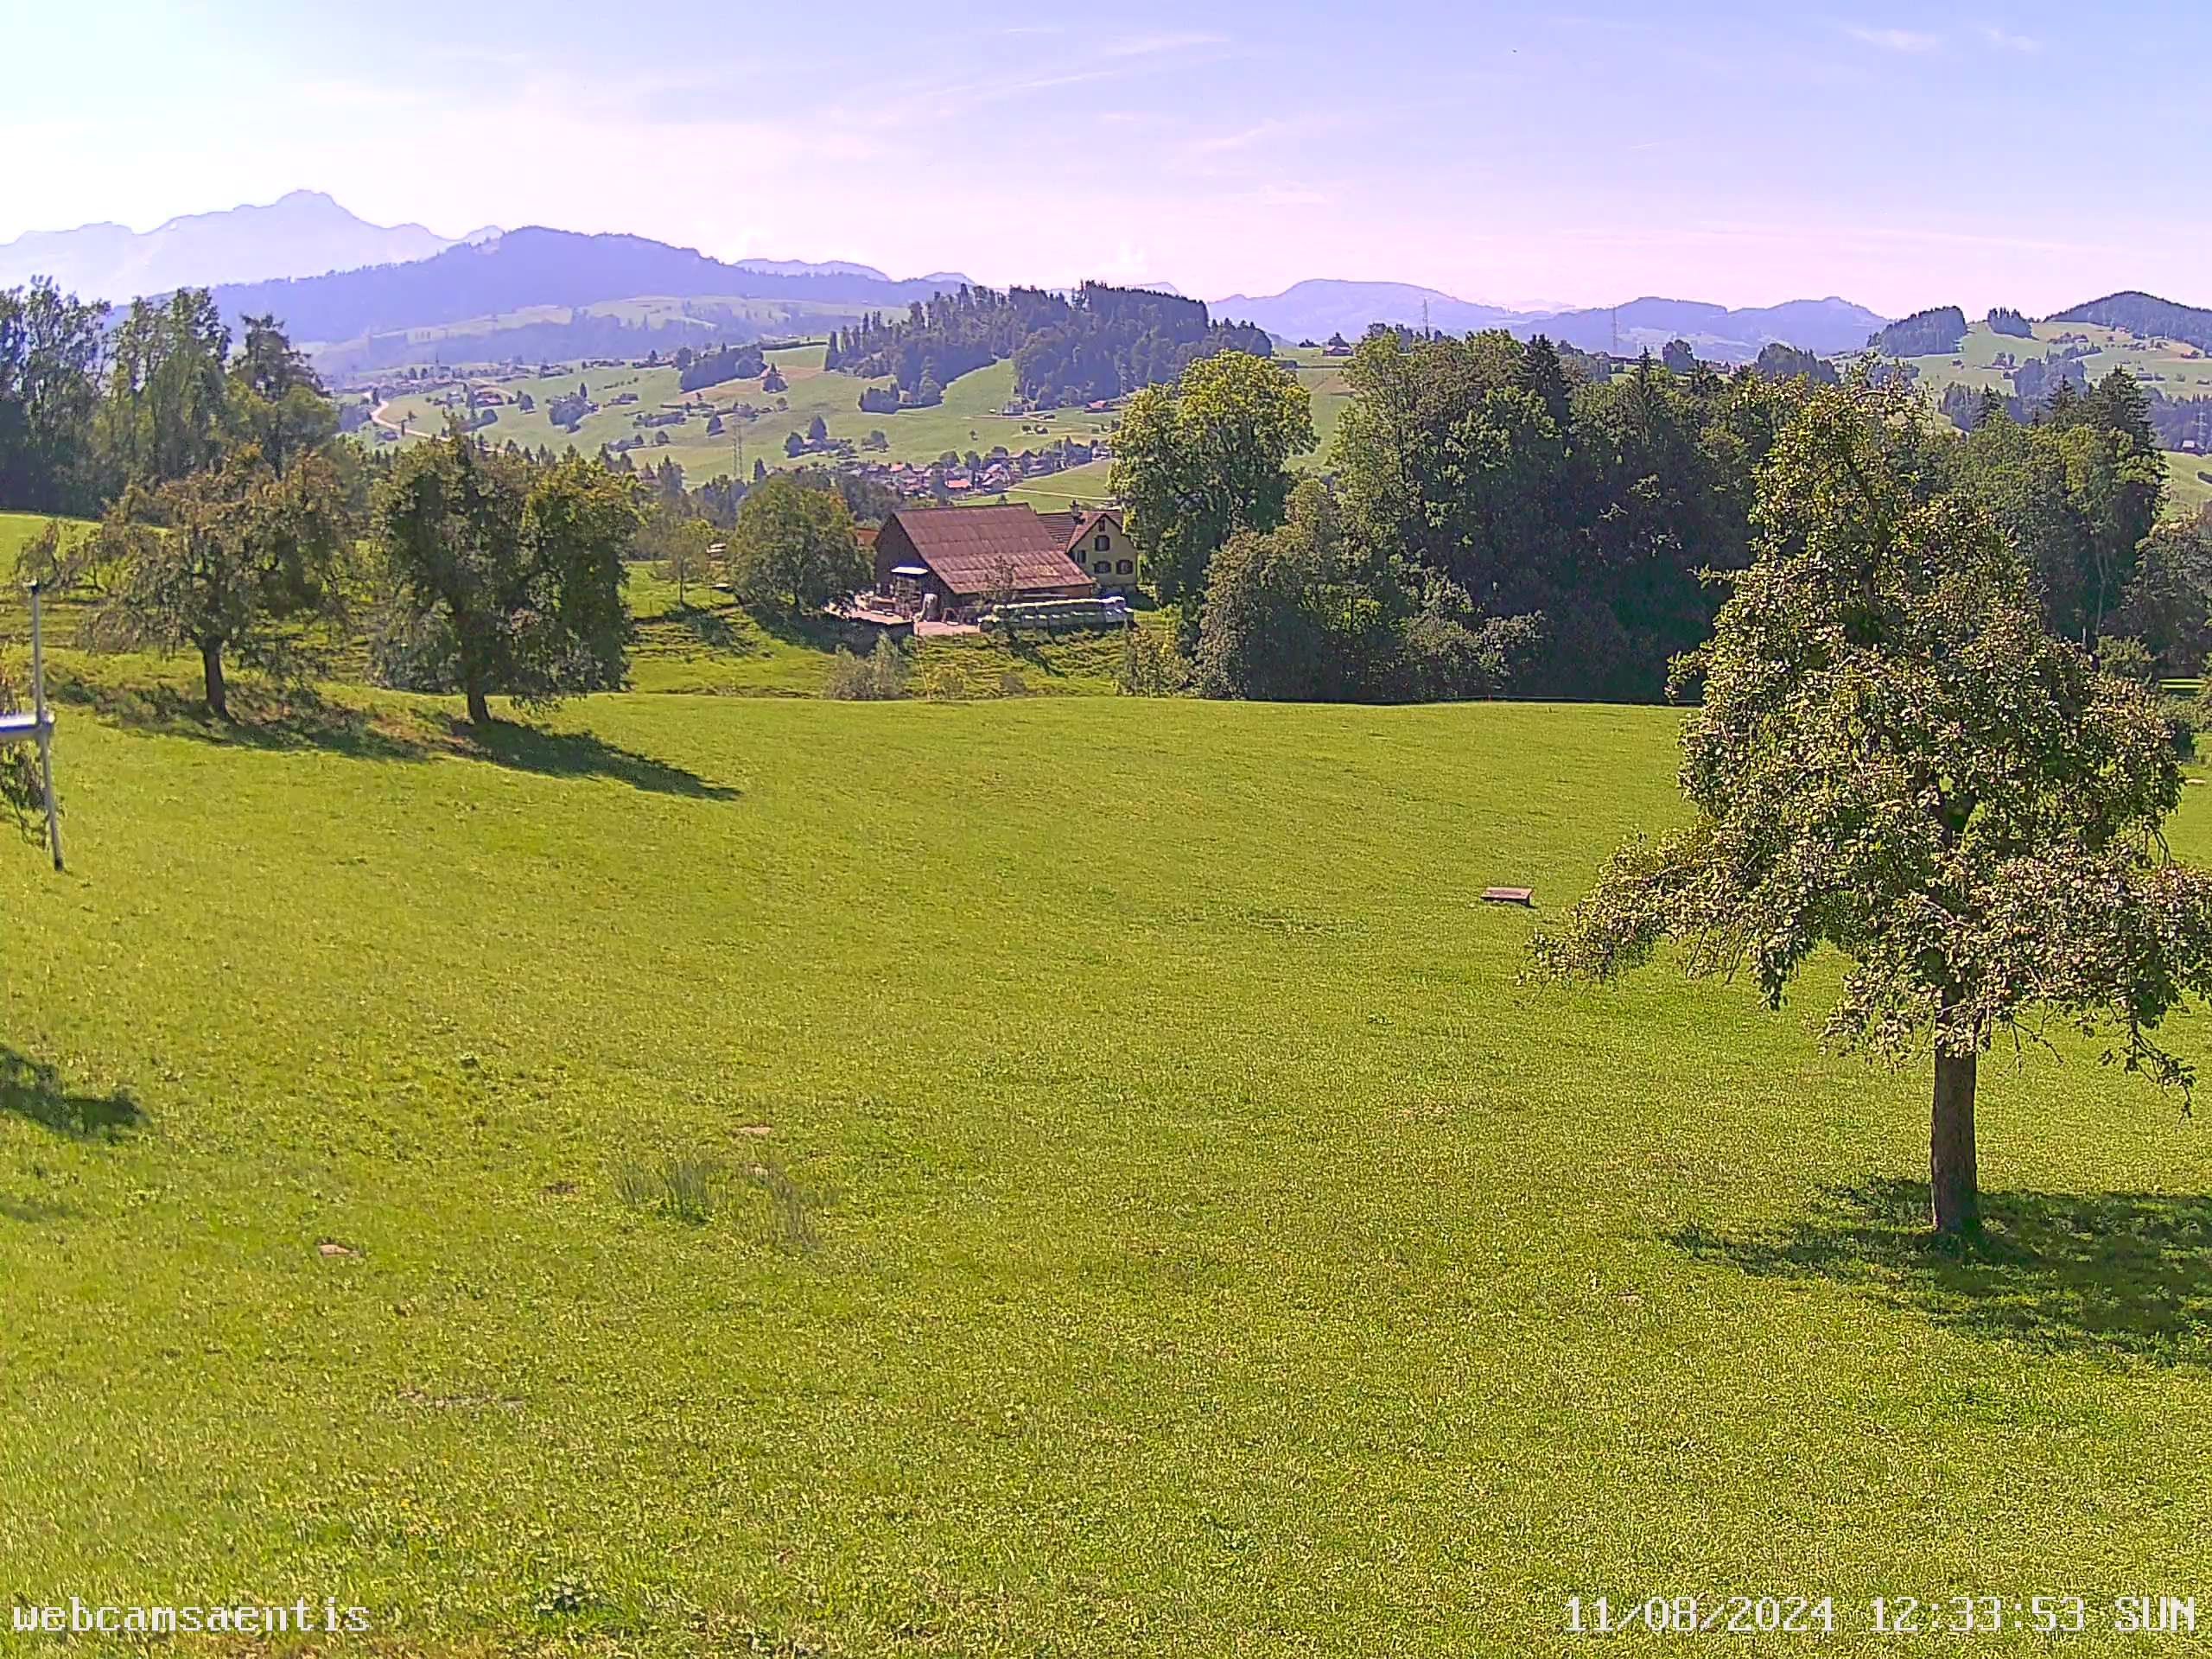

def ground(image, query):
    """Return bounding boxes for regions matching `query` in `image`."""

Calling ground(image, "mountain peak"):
[0,192,497,301]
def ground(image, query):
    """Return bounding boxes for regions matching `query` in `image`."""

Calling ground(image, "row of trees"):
[3,274,648,726]
[1112,333,2205,707]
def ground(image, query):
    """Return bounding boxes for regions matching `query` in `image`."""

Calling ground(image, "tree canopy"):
[372,433,639,724]
[722,474,864,616]
[1110,350,1312,641]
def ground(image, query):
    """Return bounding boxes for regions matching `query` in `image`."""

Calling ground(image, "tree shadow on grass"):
[50,677,432,764]
[451,718,740,800]
[1674,1178,2212,1366]
[680,608,739,649]
[47,670,739,800]
[0,1048,143,1141]
[748,607,875,652]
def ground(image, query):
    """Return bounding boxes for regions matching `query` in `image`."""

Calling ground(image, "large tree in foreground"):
[1530,382,2212,1236]
[374,433,638,725]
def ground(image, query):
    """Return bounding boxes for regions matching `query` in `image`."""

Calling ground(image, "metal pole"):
[29,582,60,872]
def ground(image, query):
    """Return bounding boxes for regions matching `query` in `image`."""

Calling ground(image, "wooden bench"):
[1481,887,1535,907]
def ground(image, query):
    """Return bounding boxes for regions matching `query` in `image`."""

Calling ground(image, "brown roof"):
[1063,508,1122,551]
[886,505,1093,598]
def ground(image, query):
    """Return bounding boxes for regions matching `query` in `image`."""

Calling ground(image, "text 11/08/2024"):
[1564,1593,2197,1637]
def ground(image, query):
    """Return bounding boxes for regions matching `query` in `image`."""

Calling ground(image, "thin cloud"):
[1843,24,1943,52]
[1979,23,2041,52]
[1100,30,1228,59]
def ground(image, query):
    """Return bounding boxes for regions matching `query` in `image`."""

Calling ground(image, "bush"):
[820,636,910,701]
[1118,625,1190,696]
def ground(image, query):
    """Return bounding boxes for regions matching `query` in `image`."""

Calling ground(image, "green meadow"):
[3,567,2212,1651]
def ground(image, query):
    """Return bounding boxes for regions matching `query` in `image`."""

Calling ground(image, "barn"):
[873,505,1096,620]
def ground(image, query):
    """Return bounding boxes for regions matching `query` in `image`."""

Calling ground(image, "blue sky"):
[6,1,2208,315]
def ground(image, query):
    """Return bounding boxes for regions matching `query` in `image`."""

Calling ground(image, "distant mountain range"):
[1211,282,1891,362]
[22,193,2202,376]
[0,190,500,302]
[204,228,980,348]
[1211,280,1526,341]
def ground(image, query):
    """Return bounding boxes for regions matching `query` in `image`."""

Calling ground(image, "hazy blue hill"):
[1211,282,1886,362]
[205,228,978,346]
[1211,279,1525,340]
[1522,296,1890,360]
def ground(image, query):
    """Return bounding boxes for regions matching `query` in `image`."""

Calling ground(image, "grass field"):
[4,667,2212,1652]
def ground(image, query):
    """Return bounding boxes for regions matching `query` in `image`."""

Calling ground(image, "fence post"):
[29,582,60,872]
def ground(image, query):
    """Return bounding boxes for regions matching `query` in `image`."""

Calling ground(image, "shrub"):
[1117,626,1189,696]
[820,636,910,701]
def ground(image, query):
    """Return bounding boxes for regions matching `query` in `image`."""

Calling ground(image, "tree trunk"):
[200,639,229,721]
[463,671,493,727]
[1930,1048,1980,1236]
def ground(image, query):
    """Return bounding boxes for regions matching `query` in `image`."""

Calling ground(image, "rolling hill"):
[1211,280,1528,341]
[1523,295,1891,361]
[1213,282,1888,363]
[2049,291,2212,354]
[206,229,979,352]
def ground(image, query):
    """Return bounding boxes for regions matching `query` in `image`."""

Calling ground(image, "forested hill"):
[203,229,967,346]
[826,283,1273,408]
[2049,292,2212,353]
[1872,305,1969,357]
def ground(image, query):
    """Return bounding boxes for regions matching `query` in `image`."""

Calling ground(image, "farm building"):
[1038,508,1137,592]
[873,505,1096,620]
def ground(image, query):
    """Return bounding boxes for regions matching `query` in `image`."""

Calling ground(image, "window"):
[1116,559,1134,575]
[1094,533,1109,552]
[1093,560,1111,574]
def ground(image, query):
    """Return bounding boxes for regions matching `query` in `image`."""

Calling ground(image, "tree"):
[0,278,109,515]
[639,505,715,609]
[99,289,232,489]
[1661,339,1697,374]
[1110,350,1312,644]
[373,434,639,724]
[229,315,336,477]
[80,444,348,718]
[806,414,828,444]
[723,474,864,616]
[1529,380,2212,1236]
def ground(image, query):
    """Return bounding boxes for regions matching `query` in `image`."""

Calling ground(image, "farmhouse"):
[873,505,1096,619]
[1039,508,1137,592]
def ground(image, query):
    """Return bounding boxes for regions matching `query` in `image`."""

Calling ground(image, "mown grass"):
[3,680,2212,1654]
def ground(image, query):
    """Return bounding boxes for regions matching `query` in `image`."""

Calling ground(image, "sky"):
[4,0,2209,316]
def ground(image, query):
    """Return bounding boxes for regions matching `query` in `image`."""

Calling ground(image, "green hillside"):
[370,346,1123,499]
[3,681,2212,1653]
[364,343,1356,510]
[1890,318,2212,518]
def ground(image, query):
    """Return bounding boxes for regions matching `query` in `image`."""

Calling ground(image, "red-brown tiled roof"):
[885,505,1094,598]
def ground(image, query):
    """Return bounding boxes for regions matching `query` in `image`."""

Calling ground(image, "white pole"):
[29,582,60,872]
